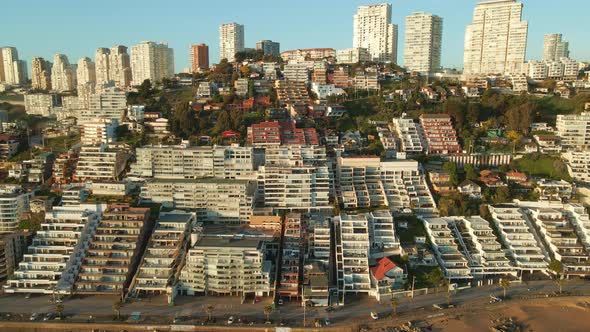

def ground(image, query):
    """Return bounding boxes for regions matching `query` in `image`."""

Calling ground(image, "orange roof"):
[370,257,398,281]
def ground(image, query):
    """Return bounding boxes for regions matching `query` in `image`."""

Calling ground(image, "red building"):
[190,43,209,72]
[419,114,461,155]
[247,120,319,147]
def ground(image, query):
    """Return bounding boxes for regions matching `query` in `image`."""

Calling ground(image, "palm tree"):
[263,304,274,322]
[112,300,123,320]
[549,260,565,294]
[443,279,453,305]
[56,303,64,319]
[390,296,399,317]
[500,278,510,299]
[205,304,214,322]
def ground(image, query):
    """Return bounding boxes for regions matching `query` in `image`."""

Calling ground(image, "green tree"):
[492,187,511,204]
[443,162,460,186]
[500,278,510,299]
[263,304,273,322]
[464,164,478,182]
[548,260,565,294]
[205,304,214,322]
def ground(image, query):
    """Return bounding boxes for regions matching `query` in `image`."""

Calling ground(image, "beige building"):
[130,41,174,86]
[543,33,569,62]
[30,57,52,90]
[219,22,245,62]
[404,12,443,74]
[1,47,26,85]
[464,0,528,75]
[51,54,76,92]
[353,3,398,63]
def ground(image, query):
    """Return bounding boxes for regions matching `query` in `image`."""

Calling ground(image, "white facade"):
[81,87,127,122]
[219,22,245,62]
[404,12,443,74]
[391,116,424,153]
[130,41,174,86]
[0,189,31,234]
[526,60,549,81]
[556,112,590,150]
[95,48,111,86]
[543,33,569,62]
[562,151,590,184]
[464,0,528,75]
[353,3,398,63]
[310,83,345,99]
[75,145,123,181]
[109,45,132,87]
[81,118,118,145]
[283,62,310,83]
[0,47,26,85]
[336,47,371,64]
[3,204,104,294]
[30,57,52,90]
[51,54,76,92]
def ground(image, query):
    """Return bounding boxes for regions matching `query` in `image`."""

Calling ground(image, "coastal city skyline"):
[2,0,589,70]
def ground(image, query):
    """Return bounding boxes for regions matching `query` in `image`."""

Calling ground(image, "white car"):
[30,313,39,321]
[227,316,235,325]
[370,312,379,320]
[278,299,284,305]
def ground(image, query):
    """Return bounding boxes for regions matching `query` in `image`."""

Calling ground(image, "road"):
[0,279,589,327]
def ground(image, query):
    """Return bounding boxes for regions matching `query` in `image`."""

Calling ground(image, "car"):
[324,318,331,325]
[43,313,55,321]
[173,316,186,324]
[24,294,31,299]
[370,312,379,320]
[29,313,40,321]
[278,299,284,305]
[227,316,234,325]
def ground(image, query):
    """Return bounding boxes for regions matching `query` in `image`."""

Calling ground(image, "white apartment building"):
[334,213,371,304]
[310,83,346,99]
[404,12,443,74]
[463,0,528,75]
[109,45,132,87]
[80,87,127,122]
[283,62,310,83]
[309,214,331,260]
[391,116,424,154]
[219,22,245,62]
[543,33,569,62]
[75,144,124,181]
[526,60,549,81]
[336,48,371,64]
[511,74,528,92]
[367,210,399,258]
[556,112,590,150]
[353,3,398,63]
[0,188,31,234]
[179,235,273,297]
[130,41,174,86]
[130,144,255,180]
[24,93,60,117]
[30,57,52,90]
[132,211,195,296]
[562,151,590,184]
[76,57,96,89]
[488,204,550,272]
[0,47,26,85]
[423,216,516,279]
[80,118,118,145]
[140,178,256,225]
[95,48,111,86]
[51,54,77,92]
[3,204,104,294]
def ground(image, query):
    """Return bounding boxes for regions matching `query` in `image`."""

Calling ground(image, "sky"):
[2,0,589,72]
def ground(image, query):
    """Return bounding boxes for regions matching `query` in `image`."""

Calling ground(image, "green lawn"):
[512,154,572,181]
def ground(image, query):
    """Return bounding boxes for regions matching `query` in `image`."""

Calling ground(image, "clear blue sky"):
[2,0,588,71]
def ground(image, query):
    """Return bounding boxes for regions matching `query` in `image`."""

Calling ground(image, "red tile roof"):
[370,257,398,281]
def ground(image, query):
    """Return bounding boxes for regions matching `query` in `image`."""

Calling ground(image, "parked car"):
[278,299,284,305]
[24,294,31,299]
[227,316,235,325]
[370,312,379,320]
[324,318,331,325]
[29,313,39,321]
[43,313,55,321]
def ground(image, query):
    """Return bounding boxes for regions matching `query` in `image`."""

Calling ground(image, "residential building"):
[178,235,274,297]
[81,118,118,145]
[130,41,174,86]
[76,57,96,89]
[190,43,209,72]
[140,178,256,225]
[334,213,371,304]
[130,144,255,180]
[280,48,335,62]
[543,33,569,62]
[527,60,548,81]
[82,87,127,122]
[391,116,424,154]
[109,45,132,87]
[336,48,371,64]
[419,114,461,154]
[0,135,19,161]
[369,257,406,301]
[75,205,152,294]
[309,214,331,260]
[0,47,26,85]
[463,0,528,75]
[353,70,379,90]
[3,204,104,294]
[283,62,310,83]
[132,211,195,296]
[30,57,52,90]
[488,204,549,271]
[234,78,249,96]
[51,54,76,92]
[404,12,443,74]
[353,3,398,63]
[219,22,245,62]
[562,151,590,184]
[90,181,131,196]
[423,216,516,280]
[95,48,111,86]
[247,121,318,147]
[256,40,280,57]
[274,80,310,105]
[0,232,31,285]
[278,213,303,299]
[302,260,330,307]
[556,112,590,150]
[0,187,31,234]
[75,144,126,181]
[368,210,400,258]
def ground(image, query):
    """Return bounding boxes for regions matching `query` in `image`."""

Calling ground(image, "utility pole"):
[411,276,416,299]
